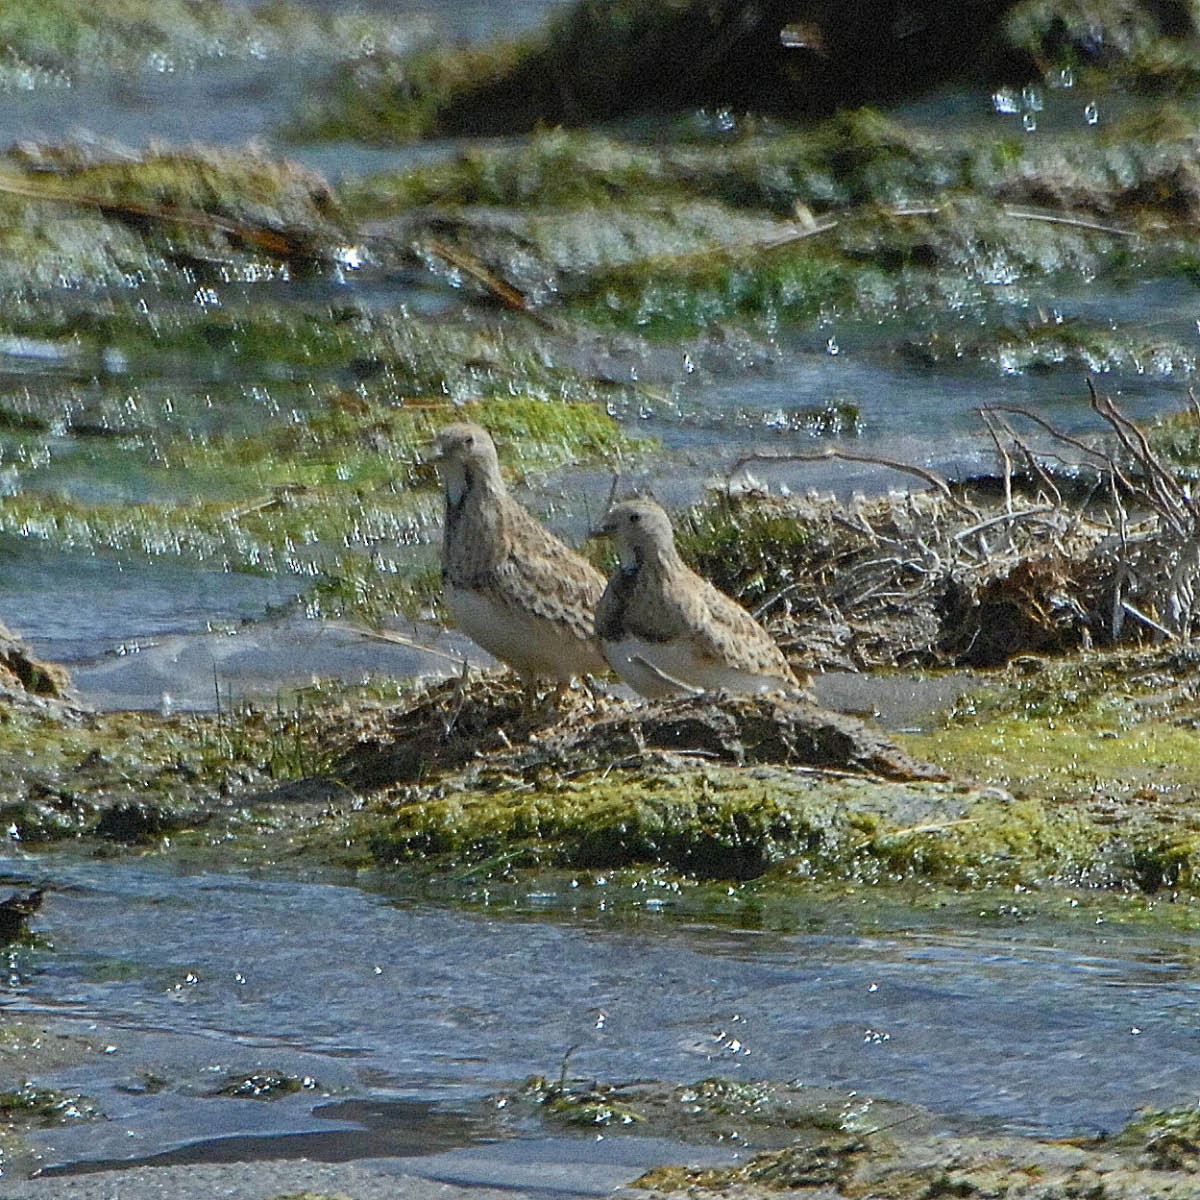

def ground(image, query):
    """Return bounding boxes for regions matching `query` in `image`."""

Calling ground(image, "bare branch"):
[952,506,1057,541]
[1002,205,1136,237]
[1088,380,1192,533]
[727,448,978,517]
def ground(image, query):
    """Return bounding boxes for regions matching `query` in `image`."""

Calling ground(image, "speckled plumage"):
[434,422,608,687]
[594,498,803,699]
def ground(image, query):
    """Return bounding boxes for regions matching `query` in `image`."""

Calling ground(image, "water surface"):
[4,857,1199,1181]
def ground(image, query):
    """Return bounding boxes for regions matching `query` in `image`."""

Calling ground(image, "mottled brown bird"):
[594,498,804,699]
[433,422,608,697]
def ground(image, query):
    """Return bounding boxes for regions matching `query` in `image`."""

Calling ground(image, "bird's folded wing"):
[693,582,795,678]
[493,509,604,642]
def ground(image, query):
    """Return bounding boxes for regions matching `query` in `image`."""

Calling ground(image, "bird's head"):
[431,422,499,468]
[592,498,676,569]
[431,422,501,504]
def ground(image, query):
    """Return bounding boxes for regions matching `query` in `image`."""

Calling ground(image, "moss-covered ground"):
[489,1075,1200,1199]
[5,645,1200,928]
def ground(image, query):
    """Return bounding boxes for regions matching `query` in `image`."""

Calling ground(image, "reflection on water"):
[6,857,1200,1178]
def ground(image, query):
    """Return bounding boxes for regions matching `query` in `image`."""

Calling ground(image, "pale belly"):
[448,586,607,684]
[602,635,788,699]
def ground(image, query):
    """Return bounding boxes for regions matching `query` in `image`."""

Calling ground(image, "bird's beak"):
[420,439,446,466]
[588,517,615,541]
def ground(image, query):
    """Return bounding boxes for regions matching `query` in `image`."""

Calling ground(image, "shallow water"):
[3,857,1198,1182]
[0,0,570,181]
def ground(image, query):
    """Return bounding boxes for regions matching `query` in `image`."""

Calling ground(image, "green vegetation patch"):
[0,0,428,80]
[1148,403,1200,473]
[0,1085,98,1124]
[903,313,1197,377]
[905,647,1200,890]
[346,757,1113,889]
[1117,1106,1200,1171]
[1005,0,1200,93]
[496,1074,927,1151]
[213,1070,313,1100]
[340,103,1200,343]
[0,688,353,843]
[0,146,346,290]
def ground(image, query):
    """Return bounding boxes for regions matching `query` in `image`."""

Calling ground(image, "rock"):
[0,889,43,943]
[0,620,72,702]
[548,694,948,781]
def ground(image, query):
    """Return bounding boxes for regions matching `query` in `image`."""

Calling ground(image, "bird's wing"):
[688,578,798,681]
[491,501,605,643]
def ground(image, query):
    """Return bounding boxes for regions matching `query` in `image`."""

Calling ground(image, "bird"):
[431,422,609,699]
[592,498,804,700]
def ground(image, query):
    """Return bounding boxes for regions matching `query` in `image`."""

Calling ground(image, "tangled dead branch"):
[707,383,1200,670]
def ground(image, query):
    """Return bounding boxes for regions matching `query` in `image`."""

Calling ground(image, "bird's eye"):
[629,513,640,523]
[464,435,474,448]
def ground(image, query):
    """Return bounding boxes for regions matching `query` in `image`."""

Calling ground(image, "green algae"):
[1147,404,1200,474]
[497,1074,925,1154]
[900,648,1200,898]
[8,669,1200,931]
[0,146,345,290]
[336,99,1200,343]
[1005,0,1200,95]
[4,649,1199,903]
[341,756,1112,890]
[903,314,1197,377]
[0,691,348,844]
[1117,1106,1200,1170]
[213,1070,313,1100]
[360,767,842,879]
[909,647,1200,787]
[518,1074,644,1128]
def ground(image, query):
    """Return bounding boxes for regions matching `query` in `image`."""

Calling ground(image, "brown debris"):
[707,386,1200,672]
[333,672,943,792]
[546,694,947,782]
[0,888,42,943]
[334,673,621,790]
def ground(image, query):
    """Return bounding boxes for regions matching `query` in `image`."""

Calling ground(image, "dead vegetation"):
[330,670,944,794]
[703,382,1200,672]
